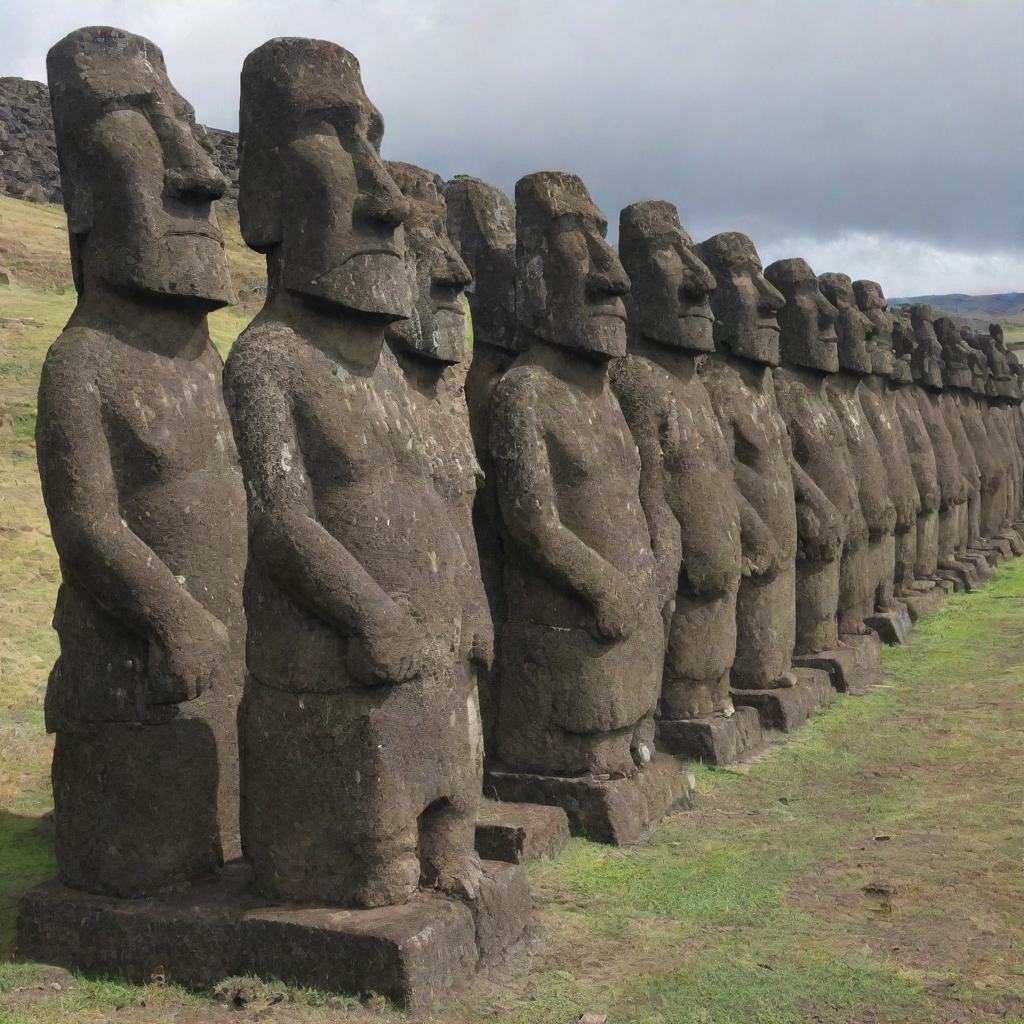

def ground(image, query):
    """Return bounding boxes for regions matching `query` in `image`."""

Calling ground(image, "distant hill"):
[889,292,1024,343]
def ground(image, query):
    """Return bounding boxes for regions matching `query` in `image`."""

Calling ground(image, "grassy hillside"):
[2,195,1024,1023]
[890,291,1024,345]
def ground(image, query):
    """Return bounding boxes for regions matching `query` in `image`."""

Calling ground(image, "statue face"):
[909,306,944,389]
[443,176,518,353]
[854,280,894,376]
[516,172,629,360]
[697,232,784,366]
[936,318,973,389]
[47,28,234,306]
[240,39,413,320]
[619,201,717,353]
[820,273,873,375]
[385,164,472,364]
[765,259,838,374]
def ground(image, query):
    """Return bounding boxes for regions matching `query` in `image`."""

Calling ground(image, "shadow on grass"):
[0,809,56,957]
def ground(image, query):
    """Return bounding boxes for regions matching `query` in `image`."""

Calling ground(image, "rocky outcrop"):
[0,77,239,207]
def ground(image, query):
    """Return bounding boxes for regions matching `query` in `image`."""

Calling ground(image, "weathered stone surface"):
[475,800,570,863]
[901,585,946,620]
[485,756,694,845]
[488,172,662,779]
[443,174,516,754]
[226,38,483,909]
[0,76,239,207]
[865,607,913,645]
[17,860,529,1012]
[34,27,245,897]
[793,631,882,695]
[655,706,765,765]
[697,233,799,692]
[612,201,742,728]
[731,667,834,733]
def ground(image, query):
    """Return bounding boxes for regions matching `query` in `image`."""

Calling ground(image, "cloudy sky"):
[4,0,1022,296]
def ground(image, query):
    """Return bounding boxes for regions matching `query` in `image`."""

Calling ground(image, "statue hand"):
[148,612,230,705]
[356,607,428,686]
[593,578,640,642]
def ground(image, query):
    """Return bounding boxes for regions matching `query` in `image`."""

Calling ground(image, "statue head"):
[819,272,873,375]
[909,304,945,390]
[383,162,471,365]
[618,200,717,354]
[959,327,991,395]
[763,258,839,374]
[1009,351,1024,402]
[514,171,629,360]
[239,37,413,320]
[443,175,518,354]
[854,279,894,377]
[697,232,784,366]
[935,316,973,389]
[47,26,234,306]
[891,314,920,387]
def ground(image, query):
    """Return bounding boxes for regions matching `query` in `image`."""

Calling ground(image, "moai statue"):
[909,305,977,590]
[891,313,943,586]
[855,281,939,620]
[1008,352,1024,527]
[225,39,486,907]
[698,235,836,722]
[819,273,907,645]
[33,26,245,897]
[934,316,993,580]
[443,174,517,751]
[383,159,495,717]
[610,201,760,765]
[486,172,685,844]
[765,259,880,693]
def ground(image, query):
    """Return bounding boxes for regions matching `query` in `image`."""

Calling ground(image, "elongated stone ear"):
[516,252,547,333]
[238,144,282,252]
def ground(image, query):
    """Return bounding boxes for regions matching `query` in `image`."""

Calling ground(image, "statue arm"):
[453,464,495,670]
[224,356,422,684]
[491,387,639,640]
[789,457,843,562]
[37,348,228,704]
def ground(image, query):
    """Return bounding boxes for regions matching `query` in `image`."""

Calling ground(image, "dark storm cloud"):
[4,0,1022,293]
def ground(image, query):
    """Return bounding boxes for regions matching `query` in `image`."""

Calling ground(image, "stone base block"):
[901,586,946,621]
[935,564,972,592]
[655,706,765,765]
[484,755,693,846]
[865,605,913,645]
[793,631,883,695]
[1003,530,1024,556]
[731,667,834,733]
[988,536,1014,560]
[16,860,530,1013]
[475,800,570,863]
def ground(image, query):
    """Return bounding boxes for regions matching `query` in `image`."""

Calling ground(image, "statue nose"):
[165,164,227,202]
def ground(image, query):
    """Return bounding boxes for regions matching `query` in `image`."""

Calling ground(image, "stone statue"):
[486,172,683,841]
[37,26,245,897]
[934,316,992,581]
[611,201,758,765]
[819,273,906,643]
[764,259,877,691]
[443,174,517,752]
[698,235,837,714]
[909,305,976,590]
[855,282,938,618]
[383,158,494,715]
[225,38,483,907]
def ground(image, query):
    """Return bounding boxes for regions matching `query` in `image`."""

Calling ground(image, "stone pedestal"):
[484,755,693,846]
[792,631,883,695]
[655,706,765,766]
[986,537,1014,561]
[17,860,530,1013]
[997,529,1024,556]
[475,800,570,863]
[865,604,913,645]
[901,585,946,621]
[731,667,834,732]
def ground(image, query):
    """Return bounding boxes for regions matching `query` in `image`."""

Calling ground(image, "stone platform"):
[792,631,883,695]
[901,584,946,621]
[17,860,530,1013]
[484,755,694,845]
[865,604,913,645]
[475,800,570,863]
[655,705,765,766]
[731,667,834,732]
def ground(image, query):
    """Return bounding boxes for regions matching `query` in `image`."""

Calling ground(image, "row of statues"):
[26,27,1024,975]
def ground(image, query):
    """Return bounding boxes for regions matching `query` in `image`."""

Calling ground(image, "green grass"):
[2,194,1024,1022]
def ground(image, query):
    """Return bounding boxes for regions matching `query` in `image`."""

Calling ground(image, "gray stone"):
[655,706,766,765]
[475,800,570,863]
[485,755,694,845]
[730,667,834,732]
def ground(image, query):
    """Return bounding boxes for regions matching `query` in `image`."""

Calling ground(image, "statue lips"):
[589,297,627,321]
